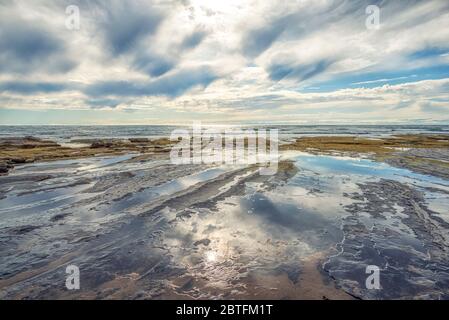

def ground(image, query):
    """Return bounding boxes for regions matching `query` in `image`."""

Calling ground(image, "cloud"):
[180,28,207,50]
[419,101,449,113]
[95,0,164,56]
[239,0,369,59]
[84,98,123,109]
[351,76,413,86]
[0,81,70,94]
[0,16,76,74]
[84,67,218,98]
[132,52,176,77]
[132,27,208,77]
[241,14,292,58]
[268,60,334,82]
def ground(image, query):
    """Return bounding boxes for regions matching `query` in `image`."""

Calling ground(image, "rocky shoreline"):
[0,136,173,176]
[2,134,449,179]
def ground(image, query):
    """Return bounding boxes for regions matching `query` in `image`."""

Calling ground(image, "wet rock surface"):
[325,179,449,299]
[384,148,449,179]
[0,152,318,299]
[283,134,449,180]
[0,146,448,300]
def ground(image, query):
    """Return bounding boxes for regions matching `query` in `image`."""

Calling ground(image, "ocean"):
[0,125,448,143]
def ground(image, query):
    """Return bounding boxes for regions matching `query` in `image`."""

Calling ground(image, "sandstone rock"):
[129,138,149,143]
[91,141,114,148]
[10,157,27,164]
[0,165,9,174]
[193,239,211,246]
[24,136,41,142]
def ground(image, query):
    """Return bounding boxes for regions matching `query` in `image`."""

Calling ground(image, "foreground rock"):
[326,179,449,299]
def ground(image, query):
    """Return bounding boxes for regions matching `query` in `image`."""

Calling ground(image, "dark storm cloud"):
[241,15,292,58]
[0,64,220,102]
[84,67,218,98]
[268,60,334,82]
[95,0,164,56]
[132,53,176,78]
[180,29,207,50]
[240,0,390,59]
[0,17,77,75]
[239,2,346,58]
[0,81,71,94]
[84,98,122,109]
[132,28,207,78]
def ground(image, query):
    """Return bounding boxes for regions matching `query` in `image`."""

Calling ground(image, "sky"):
[0,0,449,125]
